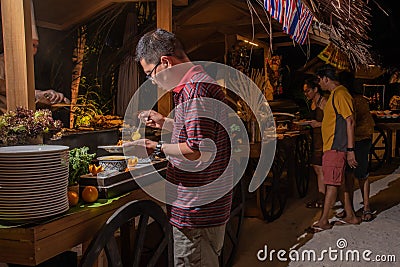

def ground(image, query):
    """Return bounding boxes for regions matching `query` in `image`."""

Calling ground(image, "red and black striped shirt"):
[166,65,232,229]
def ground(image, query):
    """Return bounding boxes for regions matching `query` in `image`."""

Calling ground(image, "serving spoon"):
[131,119,142,140]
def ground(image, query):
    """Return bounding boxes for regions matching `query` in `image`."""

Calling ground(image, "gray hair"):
[135,28,185,64]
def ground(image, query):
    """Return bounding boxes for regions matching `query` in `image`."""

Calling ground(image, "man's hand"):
[123,139,157,158]
[35,89,70,105]
[139,110,165,129]
[309,120,321,128]
[347,151,358,168]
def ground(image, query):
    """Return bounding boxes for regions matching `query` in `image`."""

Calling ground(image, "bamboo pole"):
[156,0,172,117]
[69,26,87,128]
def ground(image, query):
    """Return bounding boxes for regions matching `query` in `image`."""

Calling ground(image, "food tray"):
[79,160,167,198]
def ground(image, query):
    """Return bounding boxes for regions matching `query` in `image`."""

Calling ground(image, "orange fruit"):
[67,191,79,207]
[82,186,99,203]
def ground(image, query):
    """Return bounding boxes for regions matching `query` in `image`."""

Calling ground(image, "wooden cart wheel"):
[220,179,245,267]
[294,133,311,198]
[369,126,388,171]
[259,155,287,222]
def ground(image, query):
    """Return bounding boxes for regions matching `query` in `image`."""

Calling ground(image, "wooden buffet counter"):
[0,188,155,266]
[0,157,168,267]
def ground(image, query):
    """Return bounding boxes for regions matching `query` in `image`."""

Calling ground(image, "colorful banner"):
[264,0,314,45]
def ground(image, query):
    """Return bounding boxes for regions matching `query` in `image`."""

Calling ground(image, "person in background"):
[339,70,375,222]
[306,65,360,233]
[126,28,232,266]
[303,77,327,209]
[0,0,68,114]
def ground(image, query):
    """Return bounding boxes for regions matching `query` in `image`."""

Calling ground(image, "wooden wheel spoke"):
[105,236,123,267]
[220,180,245,266]
[132,214,150,266]
[147,237,168,267]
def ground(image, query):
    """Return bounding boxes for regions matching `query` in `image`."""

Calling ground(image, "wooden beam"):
[174,0,213,25]
[236,34,268,50]
[177,18,268,31]
[173,0,188,6]
[226,1,251,17]
[157,0,172,116]
[256,32,288,39]
[186,33,223,54]
[157,0,172,31]
[272,41,296,49]
[1,0,35,111]
[36,0,117,31]
[308,33,329,46]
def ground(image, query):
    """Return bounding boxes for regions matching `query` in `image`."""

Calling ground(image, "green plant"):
[73,86,103,128]
[69,146,96,185]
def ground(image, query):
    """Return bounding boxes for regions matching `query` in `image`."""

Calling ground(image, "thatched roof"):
[302,0,373,69]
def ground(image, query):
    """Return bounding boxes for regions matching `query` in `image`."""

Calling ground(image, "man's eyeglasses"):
[146,62,161,80]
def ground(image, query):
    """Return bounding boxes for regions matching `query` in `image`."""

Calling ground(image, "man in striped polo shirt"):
[132,29,232,266]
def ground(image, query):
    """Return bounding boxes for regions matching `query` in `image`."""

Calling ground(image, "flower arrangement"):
[0,107,63,146]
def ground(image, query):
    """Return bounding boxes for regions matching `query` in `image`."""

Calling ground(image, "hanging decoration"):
[318,43,350,71]
[266,55,283,96]
[264,0,314,45]
[251,0,374,68]
[303,0,373,68]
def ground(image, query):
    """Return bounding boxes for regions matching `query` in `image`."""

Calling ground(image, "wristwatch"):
[346,147,355,152]
[153,141,165,157]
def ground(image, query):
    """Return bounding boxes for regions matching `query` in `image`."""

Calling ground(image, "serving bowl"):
[97,156,128,171]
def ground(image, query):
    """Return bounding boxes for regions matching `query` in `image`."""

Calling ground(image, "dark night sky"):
[369,0,400,68]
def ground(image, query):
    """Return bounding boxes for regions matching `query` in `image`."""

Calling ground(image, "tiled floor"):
[233,163,400,266]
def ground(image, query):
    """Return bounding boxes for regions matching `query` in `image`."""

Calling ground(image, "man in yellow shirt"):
[307,65,360,233]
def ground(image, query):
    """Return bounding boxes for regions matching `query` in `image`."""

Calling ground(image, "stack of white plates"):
[0,145,69,222]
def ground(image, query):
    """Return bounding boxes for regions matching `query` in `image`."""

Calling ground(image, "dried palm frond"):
[306,0,373,68]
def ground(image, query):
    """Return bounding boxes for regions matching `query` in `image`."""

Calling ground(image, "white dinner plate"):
[0,145,69,155]
[98,145,123,154]
[0,168,68,177]
[0,152,68,161]
[0,192,68,204]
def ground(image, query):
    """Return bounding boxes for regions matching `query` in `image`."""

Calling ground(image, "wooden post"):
[1,0,35,111]
[156,0,173,117]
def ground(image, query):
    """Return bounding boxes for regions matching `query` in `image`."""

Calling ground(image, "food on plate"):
[117,140,130,146]
[88,164,104,175]
[91,115,124,128]
[82,186,99,203]
[99,156,127,160]
[131,131,141,140]
[128,157,138,167]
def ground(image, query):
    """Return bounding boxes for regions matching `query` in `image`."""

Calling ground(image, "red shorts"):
[322,150,346,186]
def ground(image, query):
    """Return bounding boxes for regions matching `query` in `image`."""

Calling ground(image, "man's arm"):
[345,115,357,168]
[124,139,202,160]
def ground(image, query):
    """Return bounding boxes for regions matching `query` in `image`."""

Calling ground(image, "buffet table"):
[375,122,400,161]
[0,164,167,266]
